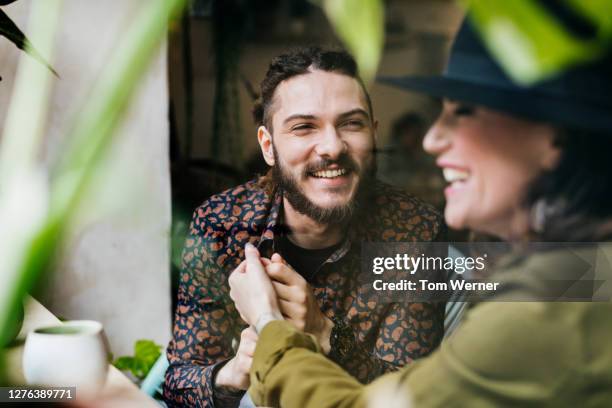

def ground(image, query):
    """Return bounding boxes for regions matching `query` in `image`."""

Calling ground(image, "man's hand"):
[266,253,334,354]
[214,327,258,391]
[229,243,281,327]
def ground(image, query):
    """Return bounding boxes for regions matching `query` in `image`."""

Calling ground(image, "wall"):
[0,0,172,356]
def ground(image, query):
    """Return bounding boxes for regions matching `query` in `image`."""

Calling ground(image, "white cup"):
[23,320,109,394]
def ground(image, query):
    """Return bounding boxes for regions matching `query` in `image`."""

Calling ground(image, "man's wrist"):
[255,311,283,334]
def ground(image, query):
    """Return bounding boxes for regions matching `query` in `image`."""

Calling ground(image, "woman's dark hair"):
[526,128,612,241]
[252,46,373,131]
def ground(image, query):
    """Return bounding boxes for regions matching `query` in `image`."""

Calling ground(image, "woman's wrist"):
[255,311,284,334]
[214,359,243,391]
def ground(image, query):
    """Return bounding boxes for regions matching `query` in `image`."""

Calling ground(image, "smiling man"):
[163,47,445,408]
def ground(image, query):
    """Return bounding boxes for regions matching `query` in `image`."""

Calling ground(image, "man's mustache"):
[303,155,359,174]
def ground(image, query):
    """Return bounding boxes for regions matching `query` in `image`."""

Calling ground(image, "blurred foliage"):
[113,340,162,381]
[0,1,57,77]
[0,0,62,360]
[0,0,186,384]
[318,0,612,86]
[317,0,384,85]
[464,0,612,85]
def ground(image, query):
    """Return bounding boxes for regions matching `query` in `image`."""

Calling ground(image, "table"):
[5,297,159,407]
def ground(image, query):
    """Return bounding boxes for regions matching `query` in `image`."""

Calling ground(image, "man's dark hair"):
[252,46,373,131]
[526,128,612,241]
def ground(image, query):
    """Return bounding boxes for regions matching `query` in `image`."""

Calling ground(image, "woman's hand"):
[266,253,334,353]
[214,327,258,390]
[229,243,283,329]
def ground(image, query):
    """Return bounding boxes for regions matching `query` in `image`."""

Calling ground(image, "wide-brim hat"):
[379,19,612,133]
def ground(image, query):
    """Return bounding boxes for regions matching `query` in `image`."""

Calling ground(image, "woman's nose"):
[422,120,450,156]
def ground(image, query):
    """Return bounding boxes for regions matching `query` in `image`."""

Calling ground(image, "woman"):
[229,20,612,407]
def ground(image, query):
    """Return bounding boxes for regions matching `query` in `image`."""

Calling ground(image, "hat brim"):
[379,75,612,133]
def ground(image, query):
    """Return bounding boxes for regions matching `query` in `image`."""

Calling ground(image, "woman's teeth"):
[311,168,348,178]
[443,168,469,183]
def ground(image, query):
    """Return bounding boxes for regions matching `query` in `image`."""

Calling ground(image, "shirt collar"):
[256,189,283,257]
[256,188,353,264]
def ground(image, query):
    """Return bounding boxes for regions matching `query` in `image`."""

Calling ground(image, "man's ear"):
[257,126,275,166]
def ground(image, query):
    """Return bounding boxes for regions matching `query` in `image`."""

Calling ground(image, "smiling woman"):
[424,102,560,239]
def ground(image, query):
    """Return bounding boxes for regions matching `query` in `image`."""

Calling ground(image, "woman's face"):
[423,100,560,239]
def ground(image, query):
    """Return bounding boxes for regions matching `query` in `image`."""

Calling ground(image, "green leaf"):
[320,0,384,85]
[134,339,162,364]
[0,9,58,76]
[462,0,612,85]
[113,340,162,380]
[113,356,135,370]
[0,0,61,351]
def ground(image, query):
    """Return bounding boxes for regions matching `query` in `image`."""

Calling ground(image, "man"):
[163,47,445,407]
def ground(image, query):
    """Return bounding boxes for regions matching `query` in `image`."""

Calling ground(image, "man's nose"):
[314,126,346,159]
[422,120,450,156]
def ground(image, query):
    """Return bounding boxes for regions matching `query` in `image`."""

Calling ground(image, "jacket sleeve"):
[163,207,245,407]
[249,321,408,408]
[250,302,584,408]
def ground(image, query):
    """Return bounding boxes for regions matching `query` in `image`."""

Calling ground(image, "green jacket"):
[249,245,612,407]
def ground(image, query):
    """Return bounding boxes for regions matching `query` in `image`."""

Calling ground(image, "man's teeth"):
[311,168,348,178]
[443,168,469,183]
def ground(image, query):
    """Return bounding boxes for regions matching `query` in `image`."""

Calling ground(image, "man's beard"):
[272,148,376,225]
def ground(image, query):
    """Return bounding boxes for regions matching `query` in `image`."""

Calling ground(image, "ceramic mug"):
[23,320,109,394]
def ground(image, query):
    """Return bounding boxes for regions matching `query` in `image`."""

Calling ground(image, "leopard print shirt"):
[163,178,446,407]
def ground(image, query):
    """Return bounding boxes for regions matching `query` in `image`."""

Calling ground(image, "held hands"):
[228,243,282,328]
[228,243,333,354]
[266,253,334,354]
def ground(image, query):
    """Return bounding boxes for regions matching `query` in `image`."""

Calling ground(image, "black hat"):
[379,19,612,133]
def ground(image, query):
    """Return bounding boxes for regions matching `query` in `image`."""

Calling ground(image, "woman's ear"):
[542,146,561,170]
[258,126,275,166]
[373,119,379,143]
[541,132,562,170]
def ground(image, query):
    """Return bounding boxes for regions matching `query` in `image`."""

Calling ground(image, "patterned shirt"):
[163,178,446,407]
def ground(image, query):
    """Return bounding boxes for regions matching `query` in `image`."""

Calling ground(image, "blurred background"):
[169,0,462,205]
[0,0,464,359]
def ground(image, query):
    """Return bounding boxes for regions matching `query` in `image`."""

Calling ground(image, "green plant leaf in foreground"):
[463,0,612,85]
[113,340,162,380]
[0,9,58,76]
[0,0,185,356]
[0,0,61,354]
[320,0,384,85]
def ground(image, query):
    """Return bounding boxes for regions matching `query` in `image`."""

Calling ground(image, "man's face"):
[259,69,376,224]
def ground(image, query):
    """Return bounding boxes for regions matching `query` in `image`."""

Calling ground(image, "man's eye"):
[290,124,316,135]
[453,104,475,116]
[342,120,364,129]
[292,124,314,131]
